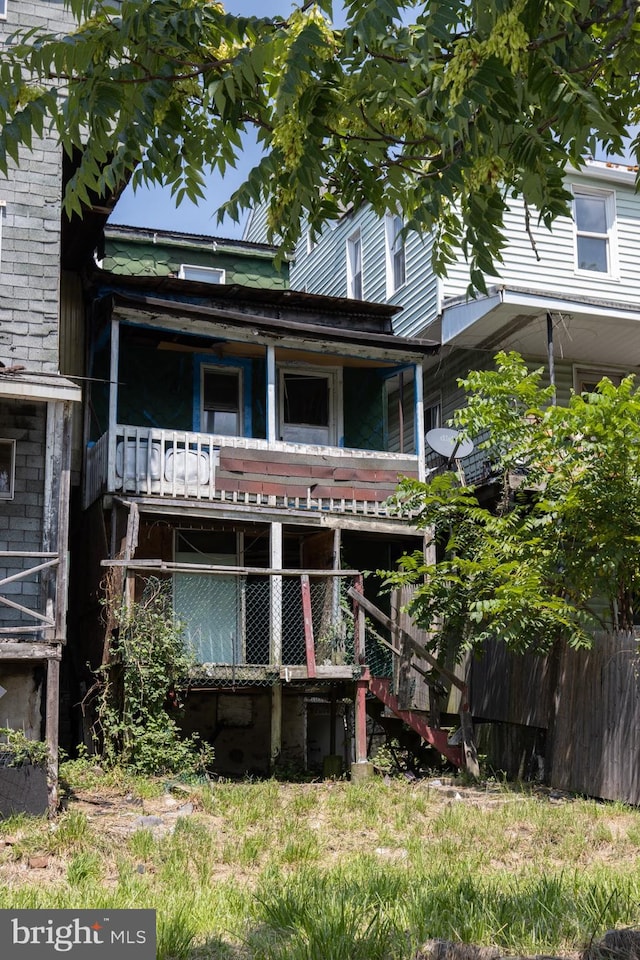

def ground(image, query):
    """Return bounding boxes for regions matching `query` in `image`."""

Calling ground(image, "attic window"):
[179,264,225,284]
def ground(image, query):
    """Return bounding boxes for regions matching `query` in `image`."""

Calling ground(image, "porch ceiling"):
[441,287,640,369]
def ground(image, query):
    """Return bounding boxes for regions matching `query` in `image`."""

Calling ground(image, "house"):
[0,0,82,809]
[284,158,640,802]
[69,224,466,777]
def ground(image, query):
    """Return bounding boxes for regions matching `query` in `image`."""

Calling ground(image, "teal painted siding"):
[104,228,288,290]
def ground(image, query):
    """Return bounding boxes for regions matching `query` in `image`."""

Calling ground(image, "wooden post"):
[301,574,317,678]
[107,318,120,492]
[266,345,277,442]
[351,576,372,775]
[270,682,282,774]
[270,522,282,664]
[270,520,283,774]
[46,656,60,813]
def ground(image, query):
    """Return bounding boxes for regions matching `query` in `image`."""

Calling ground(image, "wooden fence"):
[470,631,640,805]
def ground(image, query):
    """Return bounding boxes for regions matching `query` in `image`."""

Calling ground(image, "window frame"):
[178,264,226,284]
[346,229,363,300]
[572,185,618,279]
[193,357,253,438]
[384,212,406,298]
[0,439,16,500]
[573,366,624,395]
[278,364,341,446]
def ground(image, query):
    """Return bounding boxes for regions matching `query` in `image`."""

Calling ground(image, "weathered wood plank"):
[0,642,62,659]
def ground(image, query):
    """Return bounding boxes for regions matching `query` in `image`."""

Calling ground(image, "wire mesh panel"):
[156,570,359,684]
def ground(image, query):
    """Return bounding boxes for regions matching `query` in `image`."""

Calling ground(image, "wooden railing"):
[85,426,420,515]
[0,551,59,636]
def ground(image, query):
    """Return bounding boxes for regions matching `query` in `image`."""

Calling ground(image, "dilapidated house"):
[69,226,466,776]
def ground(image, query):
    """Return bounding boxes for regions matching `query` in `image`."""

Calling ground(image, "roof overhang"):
[109,292,438,364]
[0,372,82,403]
[440,286,640,367]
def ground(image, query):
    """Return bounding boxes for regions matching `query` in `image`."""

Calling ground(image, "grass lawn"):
[1,766,640,959]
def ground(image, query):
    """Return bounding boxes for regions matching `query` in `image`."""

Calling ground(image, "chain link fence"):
[163,571,359,686]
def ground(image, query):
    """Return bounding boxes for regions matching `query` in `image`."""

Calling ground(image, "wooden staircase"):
[368,676,463,768]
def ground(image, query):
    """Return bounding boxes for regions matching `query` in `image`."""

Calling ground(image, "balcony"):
[85,425,420,516]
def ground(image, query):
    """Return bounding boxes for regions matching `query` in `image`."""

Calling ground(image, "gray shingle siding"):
[0,0,73,374]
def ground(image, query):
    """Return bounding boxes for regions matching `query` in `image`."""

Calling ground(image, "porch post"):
[45,655,60,813]
[107,318,120,491]
[414,362,426,481]
[266,345,277,442]
[351,575,373,779]
[270,521,283,771]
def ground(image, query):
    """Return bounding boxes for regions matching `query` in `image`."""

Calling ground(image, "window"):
[201,367,242,436]
[574,367,623,394]
[279,368,337,445]
[573,188,616,275]
[424,397,442,434]
[385,370,415,454]
[0,1,6,19]
[346,230,363,299]
[385,213,406,297]
[0,201,4,268]
[174,530,241,664]
[179,264,225,284]
[0,440,15,500]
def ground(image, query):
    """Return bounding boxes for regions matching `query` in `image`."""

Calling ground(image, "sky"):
[109,2,639,240]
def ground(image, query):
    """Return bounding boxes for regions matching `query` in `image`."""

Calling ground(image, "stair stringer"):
[369,676,463,768]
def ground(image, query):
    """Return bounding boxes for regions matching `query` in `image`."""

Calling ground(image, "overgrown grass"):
[2,776,640,958]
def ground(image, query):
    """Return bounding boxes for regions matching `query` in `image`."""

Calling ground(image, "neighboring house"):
[0,0,82,807]
[285,158,640,803]
[71,226,463,777]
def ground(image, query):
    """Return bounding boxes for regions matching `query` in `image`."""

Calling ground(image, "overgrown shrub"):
[95,578,213,776]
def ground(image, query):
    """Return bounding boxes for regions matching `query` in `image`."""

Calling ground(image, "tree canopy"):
[1,1,639,284]
[385,353,640,661]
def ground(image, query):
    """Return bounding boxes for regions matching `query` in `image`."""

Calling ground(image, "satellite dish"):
[426,428,474,461]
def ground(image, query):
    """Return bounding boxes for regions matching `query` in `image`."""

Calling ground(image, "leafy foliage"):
[385,352,640,661]
[95,578,213,776]
[0,1,639,285]
[0,728,49,767]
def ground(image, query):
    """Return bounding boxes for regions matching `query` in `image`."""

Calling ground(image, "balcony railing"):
[103,564,368,684]
[85,425,420,515]
[0,551,60,637]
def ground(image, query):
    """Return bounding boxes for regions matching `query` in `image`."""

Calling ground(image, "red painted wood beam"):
[368,676,463,768]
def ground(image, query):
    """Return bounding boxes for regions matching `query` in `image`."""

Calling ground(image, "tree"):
[1,1,638,287]
[384,352,640,662]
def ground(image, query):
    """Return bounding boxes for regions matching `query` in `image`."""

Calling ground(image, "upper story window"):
[573,187,617,276]
[385,213,406,297]
[346,230,363,299]
[0,1,6,20]
[179,264,225,284]
[201,366,242,436]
